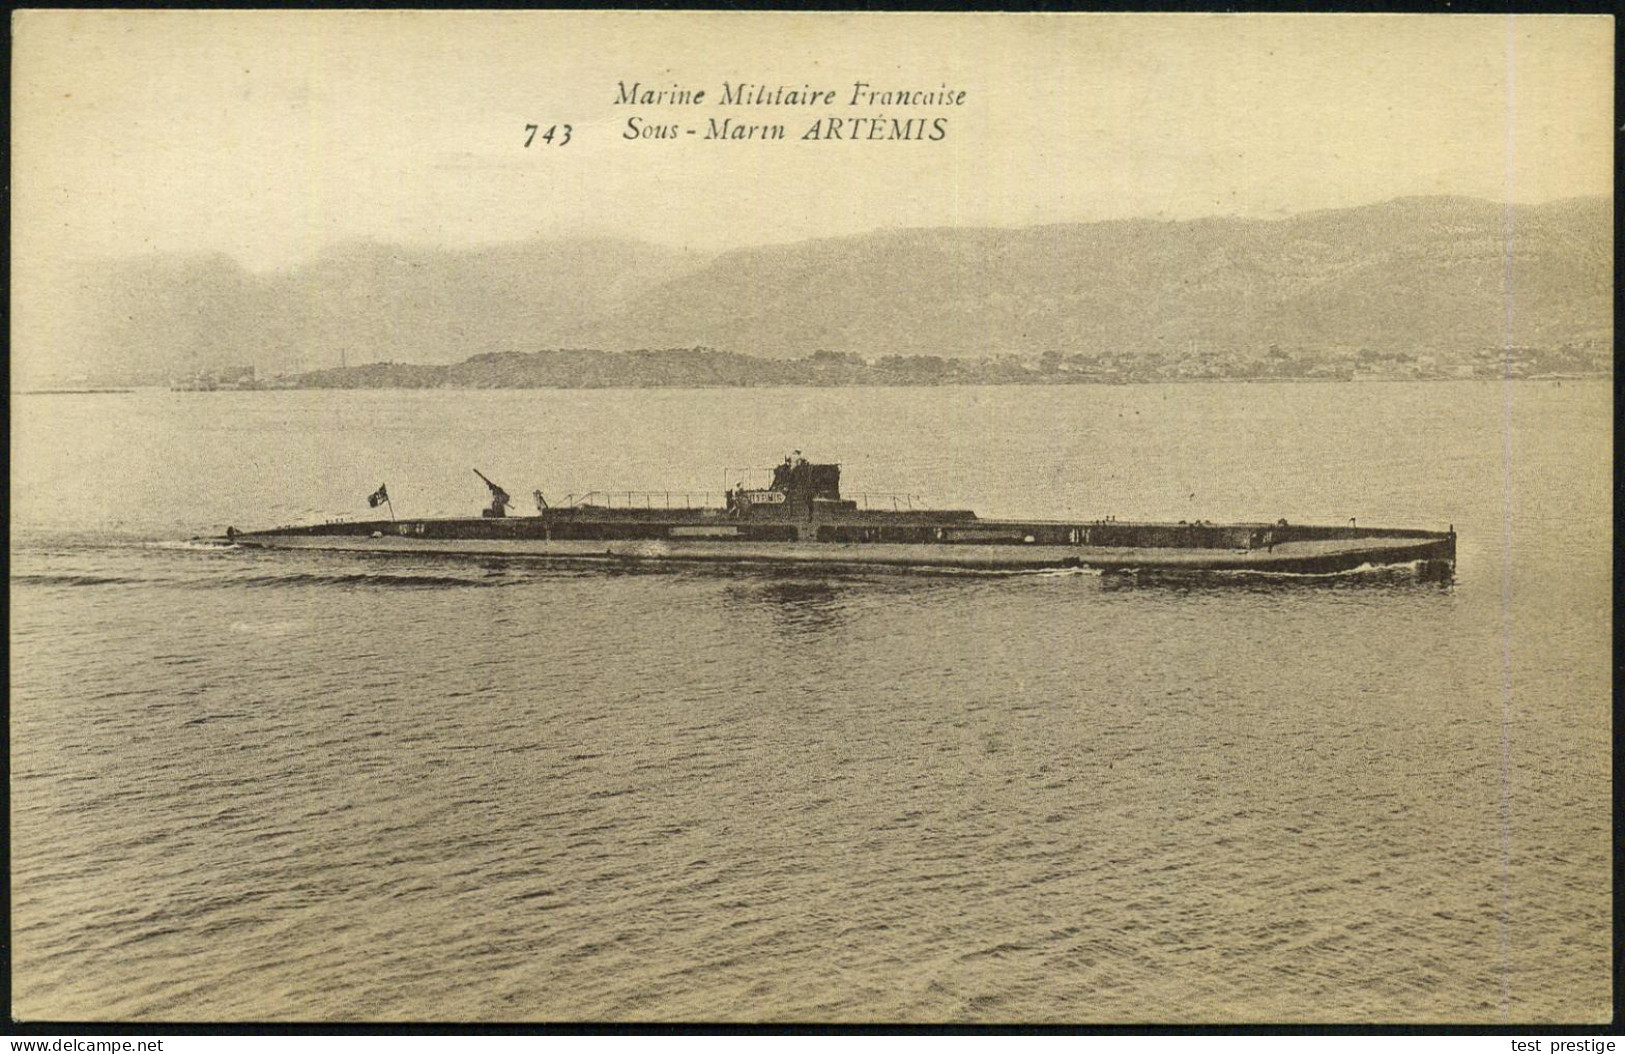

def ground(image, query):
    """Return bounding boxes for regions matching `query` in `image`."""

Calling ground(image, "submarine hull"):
[228,520,1456,575]
[225,456,1454,576]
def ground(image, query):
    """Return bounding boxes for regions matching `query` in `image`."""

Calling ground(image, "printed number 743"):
[524,124,572,147]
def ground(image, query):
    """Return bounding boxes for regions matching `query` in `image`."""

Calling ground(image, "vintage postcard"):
[8,10,1613,1027]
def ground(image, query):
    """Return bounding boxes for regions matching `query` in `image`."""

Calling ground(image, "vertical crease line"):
[1498,11,1516,1025]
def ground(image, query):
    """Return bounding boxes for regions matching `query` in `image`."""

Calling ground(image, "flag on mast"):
[367,484,390,508]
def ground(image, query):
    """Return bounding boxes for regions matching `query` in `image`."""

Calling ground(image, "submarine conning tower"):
[771,453,843,501]
[727,452,858,519]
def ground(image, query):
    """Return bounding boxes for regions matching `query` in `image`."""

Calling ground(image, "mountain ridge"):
[23,195,1610,386]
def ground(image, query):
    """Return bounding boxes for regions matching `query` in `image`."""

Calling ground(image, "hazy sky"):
[12,11,1613,271]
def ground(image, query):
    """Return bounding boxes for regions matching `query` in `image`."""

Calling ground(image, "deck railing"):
[561,491,727,510]
[555,490,932,511]
[852,493,930,511]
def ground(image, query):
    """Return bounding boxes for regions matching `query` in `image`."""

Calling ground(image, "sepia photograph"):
[8,9,1614,1027]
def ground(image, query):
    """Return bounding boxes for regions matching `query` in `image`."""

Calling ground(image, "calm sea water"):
[10,381,1612,1023]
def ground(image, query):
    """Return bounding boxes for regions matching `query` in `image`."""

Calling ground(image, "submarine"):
[222,453,1457,577]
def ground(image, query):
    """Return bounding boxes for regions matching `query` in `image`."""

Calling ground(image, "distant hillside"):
[282,348,1049,390]
[37,239,699,386]
[27,196,1611,386]
[596,196,1611,358]
[280,341,1607,391]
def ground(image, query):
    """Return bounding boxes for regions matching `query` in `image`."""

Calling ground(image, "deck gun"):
[473,469,511,518]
